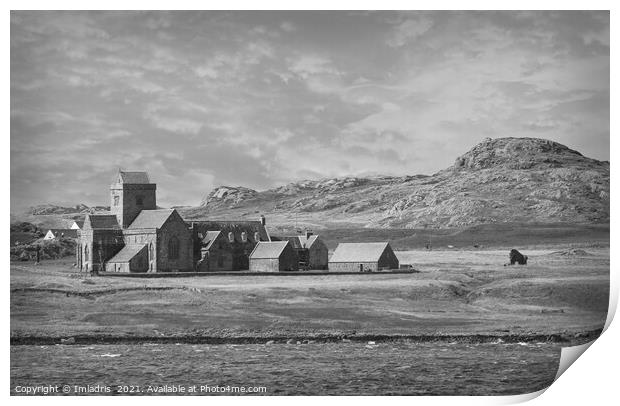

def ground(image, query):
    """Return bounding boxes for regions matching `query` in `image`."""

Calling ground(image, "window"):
[168,236,179,259]
[254,232,260,242]
[149,242,154,259]
[113,195,119,206]
[228,232,234,243]
[84,244,89,261]
[241,231,247,242]
[136,195,144,206]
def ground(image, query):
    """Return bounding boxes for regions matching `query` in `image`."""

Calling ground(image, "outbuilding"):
[284,232,328,270]
[329,242,399,272]
[249,241,299,272]
[105,244,148,273]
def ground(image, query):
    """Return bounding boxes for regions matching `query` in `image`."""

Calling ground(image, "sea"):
[11,341,561,395]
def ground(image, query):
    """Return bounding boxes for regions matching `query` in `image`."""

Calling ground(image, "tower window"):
[136,196,144,206]
[113,195,119,206]
[168,236,179,259]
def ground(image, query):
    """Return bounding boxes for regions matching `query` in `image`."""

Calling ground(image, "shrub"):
[10,238,76,261]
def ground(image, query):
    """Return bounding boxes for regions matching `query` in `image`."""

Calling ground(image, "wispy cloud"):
[10,11,609,211]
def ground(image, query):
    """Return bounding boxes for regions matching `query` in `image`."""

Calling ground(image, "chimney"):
[260,215,266,226]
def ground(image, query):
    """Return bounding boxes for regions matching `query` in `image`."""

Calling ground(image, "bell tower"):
[110,170,157,228]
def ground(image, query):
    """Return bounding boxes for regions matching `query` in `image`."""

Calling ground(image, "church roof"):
[189,220,270,242]
[85,214,120,230]
[329,242,391,263]
[128,209,175,229]
[201,231,221,250]
[249,241,290,259]
[107,244,147,263]
[117,171,151,184]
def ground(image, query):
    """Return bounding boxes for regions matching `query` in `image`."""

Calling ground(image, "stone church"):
[76,170,270,273]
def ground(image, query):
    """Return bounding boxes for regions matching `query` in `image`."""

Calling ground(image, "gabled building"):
[77,171,192,273]
[76,169,271,274]
[78,214,123,273]
[43,229,78,240]
[190,220,271,271]
[284,231,328,270]
[107,209,193,272]
[249,241,299,272]
[329,242,399,272]
[70,220,84,230]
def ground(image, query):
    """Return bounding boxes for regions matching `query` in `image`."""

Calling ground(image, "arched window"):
[149,242,154,259]
[168,237,179,259]
[84,244,89,261]
[241,231,247,243]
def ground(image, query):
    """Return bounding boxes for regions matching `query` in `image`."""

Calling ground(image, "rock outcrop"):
[185,137,609,229]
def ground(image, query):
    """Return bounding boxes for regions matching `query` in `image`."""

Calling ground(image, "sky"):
[10,11,610,211]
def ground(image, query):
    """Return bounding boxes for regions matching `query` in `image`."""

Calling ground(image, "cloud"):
[386,17,434,47]
[9,11,609,211]
[280,21,296,32]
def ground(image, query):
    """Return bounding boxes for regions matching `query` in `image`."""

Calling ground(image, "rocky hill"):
[180,137,609,229]
[200,186,259,208]
[28,203,109,215]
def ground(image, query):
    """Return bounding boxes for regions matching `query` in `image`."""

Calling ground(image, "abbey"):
[76,170,270,273]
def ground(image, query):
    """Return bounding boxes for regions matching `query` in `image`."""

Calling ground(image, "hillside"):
[180,137,609,230]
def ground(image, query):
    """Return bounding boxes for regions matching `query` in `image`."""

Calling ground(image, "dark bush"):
[10,238,76,261]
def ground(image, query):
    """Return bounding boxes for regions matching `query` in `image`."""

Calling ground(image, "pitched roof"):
[305,235,319,248]
[71,220,84,229]
[47,229,78,238]
[127,209,175,229]
[249,241,290,259]
[329,242,391,263]
[285,236,303,249]
[108,244,147,263]
[189,220,269,242]
[117,171,151,184]
[201,231,221,250]
[286,235,320,249]
[85,214,120,230]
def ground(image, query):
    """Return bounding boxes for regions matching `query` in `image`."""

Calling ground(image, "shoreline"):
[10,328,602,346]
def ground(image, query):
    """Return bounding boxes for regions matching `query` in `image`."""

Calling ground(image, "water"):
[11,342,560,395]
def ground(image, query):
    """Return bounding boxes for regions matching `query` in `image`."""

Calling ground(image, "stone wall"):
[378,245,400,269]
[78,229,123,272]
[155,212,193,272]
[308,239,329,270]
[249,258,279,272]
[122,230,156,272]
[250,245,299,272]
[110,183,156,228]
[328,262,379,272]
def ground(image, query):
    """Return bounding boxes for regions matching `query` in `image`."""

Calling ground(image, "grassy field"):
[10,246,609,342]
[308,223,610,251]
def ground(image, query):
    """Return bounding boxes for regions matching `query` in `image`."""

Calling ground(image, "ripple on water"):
[11,342,561,396]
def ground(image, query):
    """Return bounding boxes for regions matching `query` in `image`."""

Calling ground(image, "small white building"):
[70,220,84,230]
[43,229,78,240]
